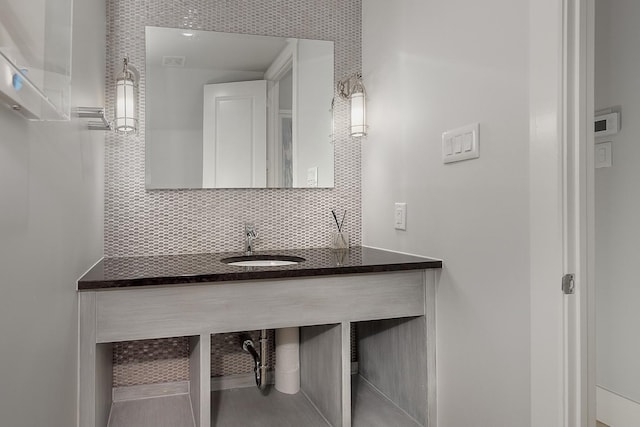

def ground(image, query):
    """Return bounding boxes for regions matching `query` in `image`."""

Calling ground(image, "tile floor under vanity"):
[108,375,422,427]
[106,396,616,427]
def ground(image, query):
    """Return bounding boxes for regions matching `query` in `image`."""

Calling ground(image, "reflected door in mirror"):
[203,81,267,188]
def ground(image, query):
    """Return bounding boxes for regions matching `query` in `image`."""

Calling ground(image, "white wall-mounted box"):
[0,1,72,120]
[594,112,620,138]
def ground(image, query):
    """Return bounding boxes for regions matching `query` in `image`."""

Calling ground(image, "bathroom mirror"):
[145,26,335,189]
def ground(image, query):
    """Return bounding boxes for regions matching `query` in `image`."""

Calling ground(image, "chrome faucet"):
[245,223,257,255]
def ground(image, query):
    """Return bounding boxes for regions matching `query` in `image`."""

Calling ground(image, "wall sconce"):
[114,57,138,134]
[72,58,139,132]
[337,73,367,137]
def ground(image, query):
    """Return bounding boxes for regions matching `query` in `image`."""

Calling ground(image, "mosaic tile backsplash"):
[105,0,362,258]
[106,0,362,386]
[113,329,355,387]
[113,337,190,387]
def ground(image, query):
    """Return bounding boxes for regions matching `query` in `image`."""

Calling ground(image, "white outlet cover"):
[394,202,407,230]
[307,167,318,187]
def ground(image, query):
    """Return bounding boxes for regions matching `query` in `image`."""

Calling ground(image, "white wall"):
[0,0,105,425]
[595,0,640,405]
[362,1,530,425]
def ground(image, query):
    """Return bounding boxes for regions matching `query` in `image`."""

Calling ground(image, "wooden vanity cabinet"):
[78,269,436,427]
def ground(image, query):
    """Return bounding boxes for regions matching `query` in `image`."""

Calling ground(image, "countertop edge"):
[77,247,443,291]
[78,261,442,290]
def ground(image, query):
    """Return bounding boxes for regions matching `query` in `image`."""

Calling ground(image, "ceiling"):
[146,26,290,72]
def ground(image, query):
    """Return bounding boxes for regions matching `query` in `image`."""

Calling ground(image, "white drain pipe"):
[275,327,300,394]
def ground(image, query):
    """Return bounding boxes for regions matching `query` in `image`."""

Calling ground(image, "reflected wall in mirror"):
[145,27,335,189]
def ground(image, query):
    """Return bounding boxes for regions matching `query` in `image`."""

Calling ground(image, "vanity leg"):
[79,292,113,427]
[189,334,211,427]
[96,343,113,426]
[425,270,437,427]
[341,321,352,427]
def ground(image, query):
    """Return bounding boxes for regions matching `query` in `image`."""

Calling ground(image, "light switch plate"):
[442,123,480,164]
[595,141,612,168]
[394,203,407,230]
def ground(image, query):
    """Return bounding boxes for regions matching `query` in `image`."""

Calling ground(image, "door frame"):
[564,0,596,426]
[265,40,298,188]
[530,0,595,425]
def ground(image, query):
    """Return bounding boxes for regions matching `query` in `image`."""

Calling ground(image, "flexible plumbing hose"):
[242,337,261,387]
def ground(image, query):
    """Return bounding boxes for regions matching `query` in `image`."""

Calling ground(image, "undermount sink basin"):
[221,255,305,267]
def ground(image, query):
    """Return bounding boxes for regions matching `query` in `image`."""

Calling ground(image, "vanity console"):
[78,247,441,427]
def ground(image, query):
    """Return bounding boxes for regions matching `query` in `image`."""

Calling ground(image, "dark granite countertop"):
[77,246,442,290]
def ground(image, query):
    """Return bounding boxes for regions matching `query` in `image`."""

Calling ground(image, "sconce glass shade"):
[350,90,366,137]
[338,73,367,138]
[114,58,138,133]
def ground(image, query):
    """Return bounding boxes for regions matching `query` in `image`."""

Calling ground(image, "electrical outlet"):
[394,203,407,230]
[307,167,318,187]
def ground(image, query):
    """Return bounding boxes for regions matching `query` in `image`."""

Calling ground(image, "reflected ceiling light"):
[114,57,138,134]
[337,73,367,138]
